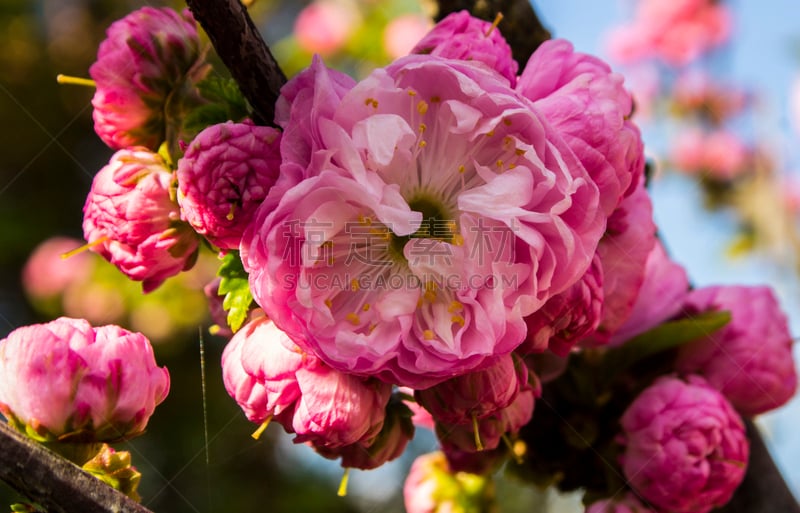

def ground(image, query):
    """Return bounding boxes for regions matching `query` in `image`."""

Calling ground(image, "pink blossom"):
[90,7,208,150]
[517,39,645,216]
[584,180,656,345]
[0,317,169,442]
[702,130,749,180]
[22,237,93,300]
[520,254,603,356]
[672,71,748,123]
[294,1,359,56]
[620,375,748,513]
[383,15,433,59]
[242,55,604,388]
[607,0,732,66]
[291,363,391,448]
[676,285,797,416]
[82,148,200,293]
[411,10,518,85]
[436,385,535,453]
[671,127,707,173]
[314,394,414,469]
[586,494,656,513]
[403,451,493,513]
[609,240,690,345]
[177,121,282,250]
[415,354,527,425]
[220,320,270,423]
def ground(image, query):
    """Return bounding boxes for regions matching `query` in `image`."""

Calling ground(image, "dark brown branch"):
[0,422,152,513]
[434,0,551,68]
[185,0,287,126]
[717,419,800,513]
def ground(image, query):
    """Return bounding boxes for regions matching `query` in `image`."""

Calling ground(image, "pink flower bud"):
[177,121,282,250]
[291,364,392,448]
[676,286,798,416]
[411,11,518,85]
[90,7,209,150]
[620,376,748,513]
[294,1,359,55]
[315,394,414,470]
[0,317,169,442]
[415,354,527,425]
[82,148,200,293]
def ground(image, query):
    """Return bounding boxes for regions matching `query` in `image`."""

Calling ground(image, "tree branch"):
[434,0,551,67]
[0,422,152,513]
[185,0,287,126]
[718,419,800,513]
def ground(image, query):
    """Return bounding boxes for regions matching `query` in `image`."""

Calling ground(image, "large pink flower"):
[0,317,169,442]
[410,10,518,85]
[675,285,797,416]
[90,7,208,150]
[518,39,645,217]
[620,375,748,513]
[242,55,604,387]
[82,148,200,292]
[177,121,282,250]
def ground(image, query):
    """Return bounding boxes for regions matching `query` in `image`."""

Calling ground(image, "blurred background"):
[1,0,799,511]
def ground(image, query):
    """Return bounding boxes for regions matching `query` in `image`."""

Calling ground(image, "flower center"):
[389,195,457,262]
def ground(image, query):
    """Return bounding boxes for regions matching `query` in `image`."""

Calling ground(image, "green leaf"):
[602,310,732,381]
[217,251,253,333]
[183,76,251,136]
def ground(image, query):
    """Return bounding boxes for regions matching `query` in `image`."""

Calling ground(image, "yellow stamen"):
[251,416,272,440]
[419,140,427,148]
[61,236,109,259]
[346,313,361,325]
[350,278,360,291]
[496,159,504,169]
[458,165,466,174]
[364,97,378,108]
[408,89,417,97]
[337,468,351,497]
[362,303,371,312]
[451,315,465,327]
[417,100,429,114]
[324,298,333,309]
[56,74,96,88]
[431,96,441,103]
[472,414,484,451]
[419,123,427,133]
[485,12,504,37]
[515,148,526,156]
[503,118,512,126]
[226,203,236,221]
[423,329,436,340]
[452,233,464,246]
[485,130,495,137]
[448,300,464,313]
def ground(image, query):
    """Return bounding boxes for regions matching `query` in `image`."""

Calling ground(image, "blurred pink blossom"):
[294,1,359,55]
[586,494,656,513]
[383,14,433,59]
[620,375,748,513]
[671,129,750,180]
[0,317,169,442]
[22,237,93,300]
[676,285,797,416]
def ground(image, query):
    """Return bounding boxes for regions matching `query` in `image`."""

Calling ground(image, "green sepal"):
[183,76,250,137]
[217,251,253,333]
[601,309,732,382]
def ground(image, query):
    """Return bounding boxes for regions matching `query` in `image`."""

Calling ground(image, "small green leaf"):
[602,310,732,380]
[217,252,253,333]
[183,76,251,136]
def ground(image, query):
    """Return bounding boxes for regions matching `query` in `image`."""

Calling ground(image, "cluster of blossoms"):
[16,4,796,512]
[607,0,732,66]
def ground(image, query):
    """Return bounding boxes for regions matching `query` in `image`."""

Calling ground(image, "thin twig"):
[0,422,152,513]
